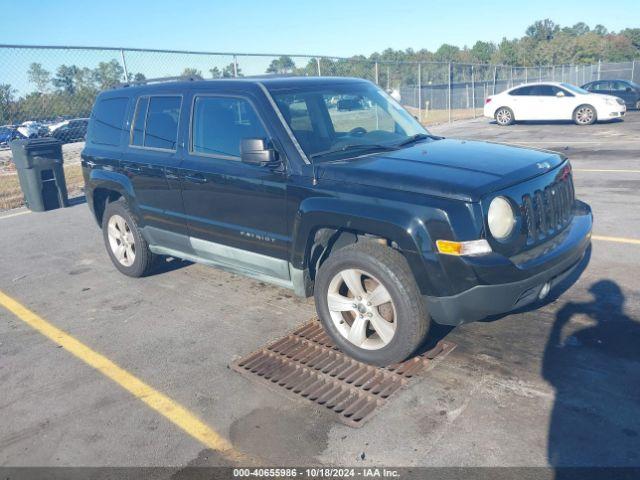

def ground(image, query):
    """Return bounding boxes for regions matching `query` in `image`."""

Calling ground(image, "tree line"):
[1,19,639,125]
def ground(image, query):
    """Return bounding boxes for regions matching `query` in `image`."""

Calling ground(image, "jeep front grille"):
[521,172,575,243]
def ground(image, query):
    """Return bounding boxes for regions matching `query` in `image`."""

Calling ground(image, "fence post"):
[597,59,601,80]
[119,49,129,82]
[471,64,476,119]
[492,65,497,95]
[233,55,238,78]
[539,67,542,82]
[386,66,390,90]
[374,61,379,85]
[631,60,636,82]
[316,57,321,76]
[417,63,422,123]
[510,67,513,88]
[448,62,452,123]
[525,66,528,83]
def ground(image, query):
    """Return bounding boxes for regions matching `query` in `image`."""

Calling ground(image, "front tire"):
[102,199,155,277]
[573,105,596,125]
[314,242,430,366]
[495,107,514,126]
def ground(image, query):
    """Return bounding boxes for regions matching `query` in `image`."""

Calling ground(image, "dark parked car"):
[582,79,640,110]
[0,125,23,149]
[51,118,89,143]
[337,96,366,111]
[82,77,592,366]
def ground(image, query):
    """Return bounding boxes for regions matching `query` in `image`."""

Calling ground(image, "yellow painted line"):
[0,289,250,464]
[592,235,640,246]
[0,210,31,220]
[574,168,640,174]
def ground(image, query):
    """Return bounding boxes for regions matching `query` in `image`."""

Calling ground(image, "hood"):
[318,138,565,202]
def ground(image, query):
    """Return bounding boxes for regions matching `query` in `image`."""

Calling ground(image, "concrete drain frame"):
[230,321,456,427]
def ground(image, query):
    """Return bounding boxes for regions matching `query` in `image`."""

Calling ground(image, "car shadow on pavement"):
[152,255,193,275]
[543,279,640,477]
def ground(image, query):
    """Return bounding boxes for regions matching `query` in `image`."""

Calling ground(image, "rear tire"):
[314,242,430,366]
[494,107,514,126]
[573,105,596,125]
[102,199,155,277]
[635,100,640,111]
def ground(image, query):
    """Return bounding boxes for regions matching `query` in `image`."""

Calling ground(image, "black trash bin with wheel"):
[10,138,69,212]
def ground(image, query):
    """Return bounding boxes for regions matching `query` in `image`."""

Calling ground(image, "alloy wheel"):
[575,106,594,125]
[496,108,512,125]
[107,214,136,267]
[327,268,397,350]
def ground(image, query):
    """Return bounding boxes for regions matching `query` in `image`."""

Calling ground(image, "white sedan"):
[484,82,626,126]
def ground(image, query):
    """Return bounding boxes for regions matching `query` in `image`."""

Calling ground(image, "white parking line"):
[0,210,31,220]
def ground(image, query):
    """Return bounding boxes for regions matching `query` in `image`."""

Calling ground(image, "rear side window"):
[91,97,128,146]
[510,86,533,96]
[191,96,267,159]
[130,95,181,151]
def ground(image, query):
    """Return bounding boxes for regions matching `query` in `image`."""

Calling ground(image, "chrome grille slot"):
[522,172,575,244]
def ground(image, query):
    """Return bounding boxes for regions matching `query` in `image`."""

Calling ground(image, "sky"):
[1,0,639,57]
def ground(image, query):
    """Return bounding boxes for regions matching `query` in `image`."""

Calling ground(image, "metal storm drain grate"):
[230,321,456,427]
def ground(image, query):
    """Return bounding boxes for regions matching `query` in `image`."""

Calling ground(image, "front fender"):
[290,196,459,296]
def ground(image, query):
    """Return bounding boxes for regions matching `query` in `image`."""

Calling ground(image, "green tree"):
[266,55,296,74]
[434,44,460,62]
[525,19,560,41]
[181,68,202,78]
[593,25,608,36]
[93,59,124,89]
[621,28,640,49]
[470,41,497,64]
[209,67,222,78]
[0,83,17,124]
[222,62,242,78]
[27,63,51,92]
[52,65,80,94]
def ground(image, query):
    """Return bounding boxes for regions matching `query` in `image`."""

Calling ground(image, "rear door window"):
[130,95,181,151]
[91,97,129,146]
[528,85,556,96]
[191,96,267,159]
[611,81,629,92]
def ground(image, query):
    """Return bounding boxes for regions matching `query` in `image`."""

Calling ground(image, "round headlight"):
[488,196,516,240]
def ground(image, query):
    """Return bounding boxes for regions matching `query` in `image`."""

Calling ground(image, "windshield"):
[270,82,429,162]
[561,83,590,95]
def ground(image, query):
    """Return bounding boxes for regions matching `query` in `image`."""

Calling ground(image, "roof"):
[104,75,371,97]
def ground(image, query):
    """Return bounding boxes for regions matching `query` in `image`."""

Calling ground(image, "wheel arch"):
[87,169,137,226]
[291,197,444,297]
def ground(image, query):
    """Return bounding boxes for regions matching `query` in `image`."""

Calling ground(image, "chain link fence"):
[1,44,638,210]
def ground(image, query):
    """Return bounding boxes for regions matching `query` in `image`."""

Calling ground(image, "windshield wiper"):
[310,143,399,160]
[396,133,442,147]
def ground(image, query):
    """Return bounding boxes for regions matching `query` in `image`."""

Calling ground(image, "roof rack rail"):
[113,75,204,89]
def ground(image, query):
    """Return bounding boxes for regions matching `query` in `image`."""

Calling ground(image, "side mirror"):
[626,87,633,92]
[240,138,278,167]
[556,91,565,97]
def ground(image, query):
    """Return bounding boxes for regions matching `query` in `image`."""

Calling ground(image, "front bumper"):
[601,104,626,119]
[425,201,592,325]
